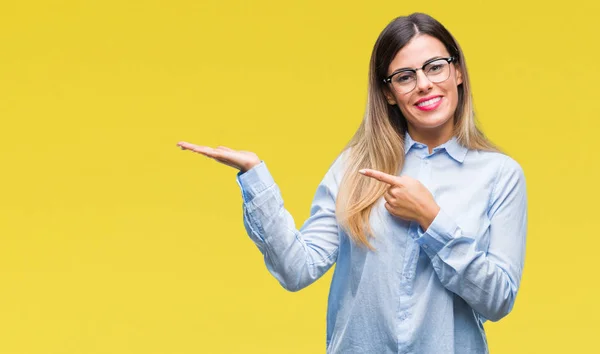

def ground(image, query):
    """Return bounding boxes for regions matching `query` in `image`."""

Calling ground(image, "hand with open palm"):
[177,141,261,173]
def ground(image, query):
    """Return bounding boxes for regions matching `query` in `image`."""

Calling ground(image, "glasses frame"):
[383,56,456,94]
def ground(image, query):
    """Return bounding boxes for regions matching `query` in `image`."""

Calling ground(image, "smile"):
[415,96,442,111]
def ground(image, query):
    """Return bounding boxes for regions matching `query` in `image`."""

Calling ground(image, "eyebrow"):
[390,56,445,75]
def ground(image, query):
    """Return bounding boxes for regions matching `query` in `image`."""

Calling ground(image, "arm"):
[236,157,344,292]
[415,156,528,321]
[176,142,344,291]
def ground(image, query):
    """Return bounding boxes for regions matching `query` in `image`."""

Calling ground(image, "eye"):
[394,72,415,84]
[428,64,443,73]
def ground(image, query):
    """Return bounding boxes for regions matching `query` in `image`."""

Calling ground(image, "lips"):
[415,96,443,111]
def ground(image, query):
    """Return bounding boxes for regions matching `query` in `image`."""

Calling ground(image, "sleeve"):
[234,153,346,292]
[414,156,528,321]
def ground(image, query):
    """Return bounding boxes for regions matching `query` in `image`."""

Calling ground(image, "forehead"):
[388,34,449,73]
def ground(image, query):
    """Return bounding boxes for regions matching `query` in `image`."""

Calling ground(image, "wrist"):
[241,159,261,173]
[419,203,440,231]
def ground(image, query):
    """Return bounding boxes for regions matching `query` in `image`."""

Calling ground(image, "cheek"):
[395,97,415,117]
[445,85,460,107]
[396,103,413,122]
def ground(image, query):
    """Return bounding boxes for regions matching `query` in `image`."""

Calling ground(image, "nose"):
[415,69,433,92]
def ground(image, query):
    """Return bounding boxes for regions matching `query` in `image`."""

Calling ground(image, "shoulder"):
[327,147,353,182]
[467,150,524,175]
[465,150,526,193]
[472,151,527,199]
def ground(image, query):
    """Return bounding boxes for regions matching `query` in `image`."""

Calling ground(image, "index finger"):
[176,142,217,157]
[358,168,399,185]
[177,141,202,150]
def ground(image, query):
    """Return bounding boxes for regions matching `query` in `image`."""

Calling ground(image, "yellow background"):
[0,0,597,353]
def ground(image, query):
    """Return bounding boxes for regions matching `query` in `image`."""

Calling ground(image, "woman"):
[177,12,527,354]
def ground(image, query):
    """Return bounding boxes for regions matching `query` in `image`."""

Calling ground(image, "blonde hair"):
[335,13,499,249]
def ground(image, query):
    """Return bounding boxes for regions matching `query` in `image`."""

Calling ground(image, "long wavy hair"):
[335,13,499,249]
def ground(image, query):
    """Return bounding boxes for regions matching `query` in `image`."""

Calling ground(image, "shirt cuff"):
[415,208,459,256]
[235,161,274,202]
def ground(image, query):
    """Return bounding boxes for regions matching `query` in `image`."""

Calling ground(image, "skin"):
[177,34,463,231]
[175,143,260,173]
[364,33,464,230]
[358,168,440,230]
[384,34,462,152]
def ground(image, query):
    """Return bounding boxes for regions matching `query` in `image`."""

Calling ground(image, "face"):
[384,34,462,138]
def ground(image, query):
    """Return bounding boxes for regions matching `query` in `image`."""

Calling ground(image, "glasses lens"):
[391,71,417,94]
[424,59,451,83]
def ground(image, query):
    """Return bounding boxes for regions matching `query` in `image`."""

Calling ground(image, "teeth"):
[417,97,441,107]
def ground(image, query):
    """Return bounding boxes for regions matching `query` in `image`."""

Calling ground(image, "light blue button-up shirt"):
[235,133,527,354]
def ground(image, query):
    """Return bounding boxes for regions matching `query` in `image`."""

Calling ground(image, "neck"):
[407,123,454,154]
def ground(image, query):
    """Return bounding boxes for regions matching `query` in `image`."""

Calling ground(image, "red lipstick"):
[415,95,443,111]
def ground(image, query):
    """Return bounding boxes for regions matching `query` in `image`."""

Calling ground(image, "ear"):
[383,88,397,105]
[455,65,463,85]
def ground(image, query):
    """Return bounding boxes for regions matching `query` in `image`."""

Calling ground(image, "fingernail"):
[358,169,366,175]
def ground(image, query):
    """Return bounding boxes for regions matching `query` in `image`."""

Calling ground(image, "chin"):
[410,112,453,129]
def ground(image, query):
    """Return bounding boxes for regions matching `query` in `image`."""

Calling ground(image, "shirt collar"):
[403,131,468,163]
[403,131,419,153]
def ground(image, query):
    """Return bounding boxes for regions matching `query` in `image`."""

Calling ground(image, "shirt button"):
[423,244,429,249]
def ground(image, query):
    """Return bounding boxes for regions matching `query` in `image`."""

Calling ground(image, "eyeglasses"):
[383,57,456,94]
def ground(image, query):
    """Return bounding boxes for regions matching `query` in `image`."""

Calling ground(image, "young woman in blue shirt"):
[177,12,527,354]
